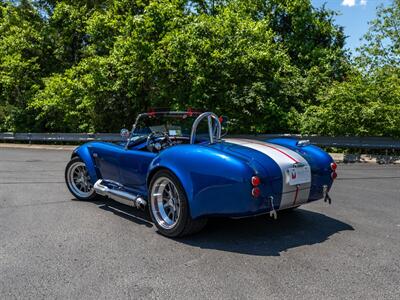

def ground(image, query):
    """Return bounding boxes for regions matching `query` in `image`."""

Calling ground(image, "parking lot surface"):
[1,147,399,299]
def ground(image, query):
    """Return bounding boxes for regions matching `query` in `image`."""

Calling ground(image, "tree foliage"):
[356,0,400,69]
[302,0,400,137]
[301,67,400,136]
[0,0,398,136]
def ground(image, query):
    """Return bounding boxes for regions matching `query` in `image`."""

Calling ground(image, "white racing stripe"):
[225,138,311,209]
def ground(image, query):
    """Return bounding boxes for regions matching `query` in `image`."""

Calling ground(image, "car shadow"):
[87,198,353,256]
[89,197,153,228]
[178,209,354,256]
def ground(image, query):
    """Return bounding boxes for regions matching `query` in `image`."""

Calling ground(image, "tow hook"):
[269,196,278,219]
[323,185,332,204]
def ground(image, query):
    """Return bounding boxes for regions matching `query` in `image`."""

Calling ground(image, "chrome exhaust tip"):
[135,197,147,210]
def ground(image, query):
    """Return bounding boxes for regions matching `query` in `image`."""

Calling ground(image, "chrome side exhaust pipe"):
[94,179,147,209]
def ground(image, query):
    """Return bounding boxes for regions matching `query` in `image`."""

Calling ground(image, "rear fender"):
[147,144,255,219]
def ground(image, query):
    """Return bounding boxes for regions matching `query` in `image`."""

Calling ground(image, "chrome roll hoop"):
[190,112,221,144]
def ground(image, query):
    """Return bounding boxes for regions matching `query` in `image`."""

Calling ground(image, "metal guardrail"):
[1,132,400,149]
[0,132,122,142]
[233,135,400,150]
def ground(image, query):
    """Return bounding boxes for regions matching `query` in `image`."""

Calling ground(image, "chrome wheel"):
[66,161,94,198]
[150,176,181,230]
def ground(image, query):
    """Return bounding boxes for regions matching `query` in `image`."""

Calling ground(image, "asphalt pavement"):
[0,147,399,299]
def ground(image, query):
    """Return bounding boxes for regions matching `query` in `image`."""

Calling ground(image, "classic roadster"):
[65,110,337,237]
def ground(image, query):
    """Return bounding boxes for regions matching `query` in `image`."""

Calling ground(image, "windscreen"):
[132,113,209,138]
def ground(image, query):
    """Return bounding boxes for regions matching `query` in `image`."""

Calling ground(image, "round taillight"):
[252,187,261,198]
[330,162,337,171]
[251,176,261,186]
[331,172,337,180]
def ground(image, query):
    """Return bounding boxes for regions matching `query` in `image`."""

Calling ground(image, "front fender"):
[147,145,256,219]
[72,143,98,184]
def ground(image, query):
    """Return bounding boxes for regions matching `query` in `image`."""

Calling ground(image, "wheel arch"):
[147,163,195,217]
[71,145,99,184]
[147,166,175,188]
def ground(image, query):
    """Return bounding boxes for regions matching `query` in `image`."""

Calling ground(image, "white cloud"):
[341,0,356,7]
[342,0,367,7]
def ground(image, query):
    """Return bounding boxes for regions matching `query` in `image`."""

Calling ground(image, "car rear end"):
[215,138,337,217]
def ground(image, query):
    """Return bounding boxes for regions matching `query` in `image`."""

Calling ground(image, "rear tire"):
[65,157,97,201]
[148,169,207,237]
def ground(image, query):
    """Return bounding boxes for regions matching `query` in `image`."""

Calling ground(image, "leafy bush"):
[301,67,400,136]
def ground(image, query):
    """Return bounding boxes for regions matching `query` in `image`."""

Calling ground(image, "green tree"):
[1,0,350,133]
[0,0,45,131]
[300,67,400,136]
[300,0,400,137]
[356,0,399,69]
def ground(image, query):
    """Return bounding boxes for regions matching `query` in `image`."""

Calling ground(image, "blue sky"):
[311,0,390,54]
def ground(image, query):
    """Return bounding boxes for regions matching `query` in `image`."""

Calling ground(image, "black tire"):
[65,156,97,201]
[148,169,207,237]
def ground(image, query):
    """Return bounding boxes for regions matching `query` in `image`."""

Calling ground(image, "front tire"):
[149,170,207,237]
[65,157,97,201]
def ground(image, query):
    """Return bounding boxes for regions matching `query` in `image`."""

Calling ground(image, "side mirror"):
[120,128,130,141]
[219,116,228,127]
[218,116,229,138]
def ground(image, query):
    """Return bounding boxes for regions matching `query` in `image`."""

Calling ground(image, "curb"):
[330,153,400,164]
[0,143,77,151]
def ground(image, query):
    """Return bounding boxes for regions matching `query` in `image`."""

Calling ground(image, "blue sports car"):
[65,110,337,237]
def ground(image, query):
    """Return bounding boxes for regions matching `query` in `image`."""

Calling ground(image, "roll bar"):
[190,112,221,144]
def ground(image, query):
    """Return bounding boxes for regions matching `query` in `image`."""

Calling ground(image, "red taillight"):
[330,162,337,171]
[331,172,337,180]
[252,187,261,198]
[251,176,261,186]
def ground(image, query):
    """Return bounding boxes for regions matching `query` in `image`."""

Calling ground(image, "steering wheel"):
[146,131,172,152]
